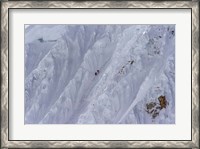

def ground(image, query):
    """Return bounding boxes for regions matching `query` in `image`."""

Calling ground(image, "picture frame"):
[1,0,199,148]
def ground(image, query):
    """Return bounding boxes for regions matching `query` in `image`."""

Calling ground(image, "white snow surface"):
[25,25,175,124]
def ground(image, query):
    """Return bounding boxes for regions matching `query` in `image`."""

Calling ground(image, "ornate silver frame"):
[1,1,199,148]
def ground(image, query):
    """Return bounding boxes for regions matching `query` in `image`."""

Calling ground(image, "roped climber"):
[95,70,100,76]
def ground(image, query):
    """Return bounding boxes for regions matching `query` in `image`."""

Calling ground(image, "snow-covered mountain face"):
[25,25,175,124]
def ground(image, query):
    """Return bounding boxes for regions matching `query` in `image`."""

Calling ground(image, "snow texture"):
[25,25,175,124]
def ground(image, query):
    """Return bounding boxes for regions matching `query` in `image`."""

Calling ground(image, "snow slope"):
[25,24,175,124]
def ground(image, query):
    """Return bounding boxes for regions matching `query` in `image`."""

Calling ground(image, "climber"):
[95,70,100,76]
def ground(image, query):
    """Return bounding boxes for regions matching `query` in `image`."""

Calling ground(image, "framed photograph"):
[1,1,199,148]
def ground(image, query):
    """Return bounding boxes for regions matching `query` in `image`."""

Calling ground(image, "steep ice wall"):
[25,24,175,124]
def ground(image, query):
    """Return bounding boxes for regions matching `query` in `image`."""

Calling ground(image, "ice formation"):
[25,25,175,124]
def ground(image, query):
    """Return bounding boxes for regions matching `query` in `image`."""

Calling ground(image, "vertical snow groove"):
[39,31,118,124]
[117,55,167,123]
[117,27,175,124]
